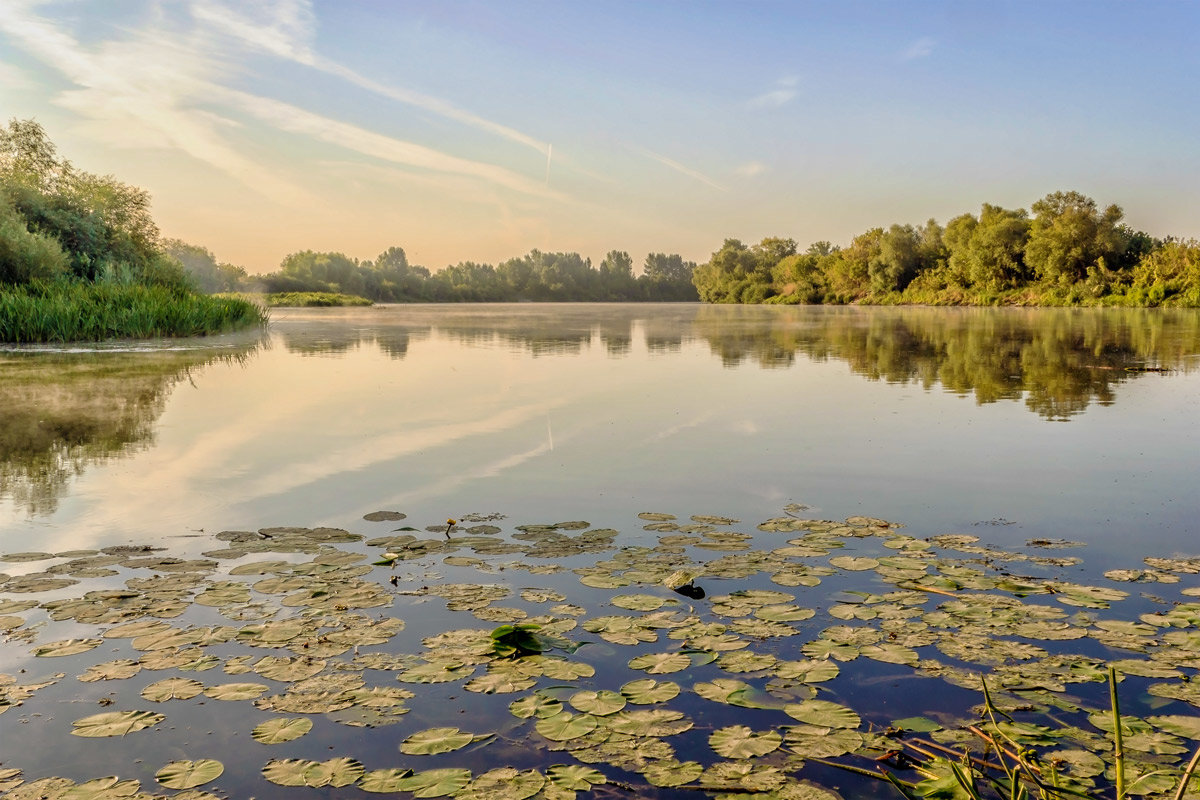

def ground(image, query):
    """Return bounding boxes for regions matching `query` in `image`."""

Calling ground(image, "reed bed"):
[0,281,269,342]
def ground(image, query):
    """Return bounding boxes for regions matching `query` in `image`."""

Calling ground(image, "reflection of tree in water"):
[695,306,1200,420]
[0,345,260,515]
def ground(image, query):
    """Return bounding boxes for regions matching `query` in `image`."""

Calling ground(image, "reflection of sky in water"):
[2,305,1199,565]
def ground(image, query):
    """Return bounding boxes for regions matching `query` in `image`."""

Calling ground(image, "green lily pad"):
[251,717,313,744]
[203,682,268,701]
[784,700,861,729]
[536,712,598,741]
[395,768,473,797]
[621,678,681,704]
[628,652,691,674]
[33,638,103,657]
[545,764,606,791]
[141,678,204,701]
[302,757,364,787]
[569,689,627,716]
[155,759,224,789]
[710,725,783,758]
[262,759,315,787]
[642,760,704,787]
[400,727,482,755]
[71,710,165,737]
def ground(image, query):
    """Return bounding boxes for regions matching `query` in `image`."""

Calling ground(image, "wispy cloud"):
[631,146,725,191]
[0,60,31,89]
[0,3,310,204]
[191,0,551,157]
[0,2,560,203]
[748,75,799,109]
[213,86,564,200]
[734,161,766,178]
[902,37,935,60]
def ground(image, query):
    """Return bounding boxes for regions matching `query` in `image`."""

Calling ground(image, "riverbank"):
[0,281,268,343]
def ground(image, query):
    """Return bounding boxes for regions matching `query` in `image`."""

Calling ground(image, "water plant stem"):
[1110,666,1126,800]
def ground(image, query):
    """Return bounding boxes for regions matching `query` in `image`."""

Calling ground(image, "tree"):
[598,250,636,299]
[869,224,922,293]
[1025,191,1124,284]
[162,239,246,293]
[944,204,1031,289]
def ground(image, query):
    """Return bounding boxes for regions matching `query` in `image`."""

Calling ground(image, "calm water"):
[2,303,1199,564]
[5,303,1200,799]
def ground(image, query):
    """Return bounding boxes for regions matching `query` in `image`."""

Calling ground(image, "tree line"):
[165,241,700,302]
[693,192,1200,307]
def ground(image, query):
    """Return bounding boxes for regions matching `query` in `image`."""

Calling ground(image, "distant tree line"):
[177,245,700,303]
[693,191,1200,307]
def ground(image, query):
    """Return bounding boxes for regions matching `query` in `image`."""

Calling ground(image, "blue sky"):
[1,0,1196,273]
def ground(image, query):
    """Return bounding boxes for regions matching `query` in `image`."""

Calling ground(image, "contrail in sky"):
[545,144,553,186]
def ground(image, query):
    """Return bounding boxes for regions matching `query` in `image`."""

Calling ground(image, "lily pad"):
[400,727,482,755]
[155,759,224,790]
[71,710,165,737]
[710,725,783,758]
[251,717,313,744]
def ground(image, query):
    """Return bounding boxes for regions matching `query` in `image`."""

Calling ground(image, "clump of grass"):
[846,668,1200,800]
[265,291,373,307]
[0,280,269,343]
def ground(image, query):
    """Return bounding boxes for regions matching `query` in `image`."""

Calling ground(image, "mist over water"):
[2,304,1198,563]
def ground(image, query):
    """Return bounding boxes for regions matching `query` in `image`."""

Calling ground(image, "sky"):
[1,0,1197,275]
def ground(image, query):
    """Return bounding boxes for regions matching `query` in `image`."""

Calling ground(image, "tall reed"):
[0,281,269,343]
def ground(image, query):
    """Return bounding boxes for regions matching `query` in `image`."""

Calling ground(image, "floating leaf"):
[358,768,415,793]
[784,700,861,729]
[569,689,626,716]
[303,758,364,787]
[509,694,563,719]
[621,678,680,704]
[642,760,704,787]
[252,717,312,744]
[71,710,165,737]
[545,764,606,791]
[400,727,481,755]
[628,652,690,674]
[155,759,224,790]
[142,678,204,702]
[33,638,103,657]
[458,768,544,800]
[710,725,782,758]
[262,759,314,787]
[536,712,598,741]
[395,768,473,798]
[611,594,666,611]
[203,682,268,701]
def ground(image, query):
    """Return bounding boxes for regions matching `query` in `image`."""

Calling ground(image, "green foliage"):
[490,624,550,658]
[696,191,1197,307]
[0,281,268,342]
[265,292,372,307]
[1025,191,1125,285]
[162,239,247,294]
[1,119,167,286]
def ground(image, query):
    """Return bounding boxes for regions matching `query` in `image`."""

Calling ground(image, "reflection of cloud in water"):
[378,438,555,510]
[647,411,716,443]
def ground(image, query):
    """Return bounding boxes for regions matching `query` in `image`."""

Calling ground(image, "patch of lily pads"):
[1,509,1200,799]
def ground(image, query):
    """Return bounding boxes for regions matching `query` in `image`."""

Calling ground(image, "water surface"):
[2,304,1198,561]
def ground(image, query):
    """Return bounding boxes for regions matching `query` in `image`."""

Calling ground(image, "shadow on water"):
[0,337,265,515]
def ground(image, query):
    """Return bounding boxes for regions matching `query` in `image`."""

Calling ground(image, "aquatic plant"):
[3,509,1200,799]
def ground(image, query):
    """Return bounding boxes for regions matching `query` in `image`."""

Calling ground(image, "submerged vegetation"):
[3,508,1200,799]
[0,119,266,341]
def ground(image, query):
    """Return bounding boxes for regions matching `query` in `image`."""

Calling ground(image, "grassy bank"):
[217,291,374,307]
[0,281,269,343]
[266,291,373,307]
